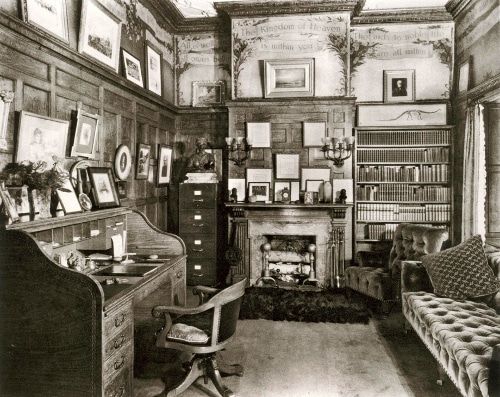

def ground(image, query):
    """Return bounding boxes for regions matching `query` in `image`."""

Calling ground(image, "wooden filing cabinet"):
[179,183,218,285]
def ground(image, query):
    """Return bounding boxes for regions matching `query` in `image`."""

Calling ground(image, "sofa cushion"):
[422,235,500,300]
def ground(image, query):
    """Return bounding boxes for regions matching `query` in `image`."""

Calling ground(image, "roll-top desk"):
[0,208,186,397]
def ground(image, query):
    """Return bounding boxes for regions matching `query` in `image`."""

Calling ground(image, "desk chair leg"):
[207,356,235,397]
[165,357,204,397]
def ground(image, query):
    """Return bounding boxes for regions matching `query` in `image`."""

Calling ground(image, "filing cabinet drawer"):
[179,184,216,209]
[104,364,131,397]
[185,237,216,258]
[179,210,216,234]
[104,326,133,361]
[104,302,133,339]
[187,259,216,285]
[103,343,133,381]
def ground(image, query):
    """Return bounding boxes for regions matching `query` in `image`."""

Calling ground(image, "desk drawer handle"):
[114,313,126,328]
[176,271,183,279]
[192,248,204,252]
[113,386,125,397]
[114,355,125,371]
[114,335,125,349]
[193,273,204,277]
[192,223,205,227]
[193,198,204,202]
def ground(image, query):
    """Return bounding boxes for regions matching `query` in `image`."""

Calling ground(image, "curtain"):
[462,103,486,240]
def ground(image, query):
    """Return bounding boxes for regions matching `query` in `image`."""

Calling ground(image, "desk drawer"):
[186,237,216,258]
[179,184,216,209]
[104,364,131,397]
[103,342,133,382]
[179,210,215,234]
[104,325,133,361]
[104,302,133,339]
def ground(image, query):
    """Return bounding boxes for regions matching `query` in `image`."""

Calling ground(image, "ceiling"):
[169,0,449,18]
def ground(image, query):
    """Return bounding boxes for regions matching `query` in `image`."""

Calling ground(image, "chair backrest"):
[388,224,449,271]
[209,278,247,345]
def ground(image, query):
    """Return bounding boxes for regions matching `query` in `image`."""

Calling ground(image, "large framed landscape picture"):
[78,0,121,72]
[264,59,314,98]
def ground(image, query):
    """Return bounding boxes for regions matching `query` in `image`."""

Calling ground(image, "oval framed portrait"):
[114,144,132,180]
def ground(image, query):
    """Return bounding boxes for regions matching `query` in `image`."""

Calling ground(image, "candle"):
[236,137,244,145]
[225,137,234,146]
[245,135,252,145]
[344,136,355,145]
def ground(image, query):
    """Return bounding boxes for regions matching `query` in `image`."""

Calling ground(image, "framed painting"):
[122,50,143,87]
[192,81,225,107]
[247,122,271,148]
[300,167,331,191]
[357,103,447,127]
[383,70,415,103]
[136,143,151,180]
[16,111,69,166]
[303,121,326,147]
[114,144,132,181]
[56,178,82,215]
[246,168,272,185]
[157,144,173,186]
[264,58,314,98]
[21,0,69,42]
[71,110,99,159]
[78,0,121,72]
[274,153,300,179]
[87,167,120,208]
[248,182,270,202]
[145,42,163,96]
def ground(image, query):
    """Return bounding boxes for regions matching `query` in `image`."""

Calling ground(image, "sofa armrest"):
[485,243,500,278]
[357,250,390,268]
[401,260,433,294]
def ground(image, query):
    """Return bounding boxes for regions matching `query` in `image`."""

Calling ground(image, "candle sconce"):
[321,136,355,167]
[225,137,252,167]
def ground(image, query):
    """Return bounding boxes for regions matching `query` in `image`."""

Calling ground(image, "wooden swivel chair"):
[152,278,247,397]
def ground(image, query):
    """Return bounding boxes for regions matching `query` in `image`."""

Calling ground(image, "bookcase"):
[354,125,453,252]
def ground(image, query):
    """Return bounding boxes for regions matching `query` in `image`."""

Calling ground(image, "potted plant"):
[0,161,67,220]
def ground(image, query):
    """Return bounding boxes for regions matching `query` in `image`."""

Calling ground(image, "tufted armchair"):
[345,223,449,311]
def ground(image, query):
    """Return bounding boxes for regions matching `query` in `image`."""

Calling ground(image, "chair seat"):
[345,266,392,301]
[167,323,209,344]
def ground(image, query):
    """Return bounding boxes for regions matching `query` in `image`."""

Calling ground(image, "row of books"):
[361,223,449,241]
[357,204,451,222]
[356,185,451,201]
[357,165,449,182]
[357,130,450,146]
[357,148,449,163]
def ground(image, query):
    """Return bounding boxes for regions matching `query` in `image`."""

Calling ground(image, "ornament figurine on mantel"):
[184,137,218,183]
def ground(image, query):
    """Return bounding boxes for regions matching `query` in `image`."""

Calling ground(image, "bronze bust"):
[187,137,215,172]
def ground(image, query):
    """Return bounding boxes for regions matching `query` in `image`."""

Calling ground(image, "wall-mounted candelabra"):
[225,136,252,167]
[321,136,355,167]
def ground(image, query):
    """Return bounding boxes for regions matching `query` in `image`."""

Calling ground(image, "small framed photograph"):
[114,144,132,181]
[228,178,246,202]
[116,181,127,199]
[274,153,300,179]
[71,110,99,159]
[56,178,82,215]
[16,111,69,165]
[145,42,163,96]
[21,0,69,42]
[383,70,415,103]
[122,50,143,87]
[248,182,270,202]
[8,186,30,222]
[458,59,470,93]
[305,179,323,192]
[274,181,290,202]
[303,122,326,147]
[246,168,272,184]
[301,167,331,190]
[136,143,151,180]
[192,81,225,107]
[157,144,173,186]
[0,184,19,223]
[87,167,120,208]
[264,58,314,98]
[78,0,121,72]
[290,181,300,202]
[247,122,271,148]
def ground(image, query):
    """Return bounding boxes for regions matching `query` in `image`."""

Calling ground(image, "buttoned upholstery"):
[345,223,449,304]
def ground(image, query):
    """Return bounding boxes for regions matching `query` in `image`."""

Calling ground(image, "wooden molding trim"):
[353,7,452,24]
[464,74,500,103]
[445,0,474,18]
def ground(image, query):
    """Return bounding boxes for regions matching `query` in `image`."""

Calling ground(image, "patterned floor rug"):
[239,287,370,323]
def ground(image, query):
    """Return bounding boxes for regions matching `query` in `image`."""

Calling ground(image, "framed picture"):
[301,167,331,190]
[116,181,127,199]
[78,0,121,72]
[246,168,272,185]
[333,178,354,204]
[274,181,290,202]
[290,181,300,202]
[0,184,19,223]
[122,50,143,87]
[305,179,323,192]
[248,182,270,202]
[114,144,132,181]
[383,70,415,103]
[157,144,173,186]
[21,0,69,42]
[264,58,314,98]
[71,110,99,159]
[247,122,271,148]
[16,111,69,165]
[145,42,163,96]
[303,122,326,147]
[274,153,300,179]
[458,59,470,93]
[56,178,82,215]
[0,90,14,150]
[228,178,246,202]
[8,186,30,220]
[192,81,225,107]
[87,167,120,208]
[357,103,447,127]
[136,143,151,180]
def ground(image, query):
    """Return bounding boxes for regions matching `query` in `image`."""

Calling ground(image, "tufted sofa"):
[401,245,500,397]
[345,223,449,310]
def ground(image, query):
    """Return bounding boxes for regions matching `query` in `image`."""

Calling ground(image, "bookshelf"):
[354,125,453,248]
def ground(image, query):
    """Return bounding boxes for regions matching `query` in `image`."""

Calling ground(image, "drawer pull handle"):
[176,271,183,278]
[193,198,204,202]
[114,314,125,328]
[114,355,125,370]
[192,248,204,252]
[193,273,204,277]
[192,223,205,227]
[113,386,125,397]
[114,335,125,349]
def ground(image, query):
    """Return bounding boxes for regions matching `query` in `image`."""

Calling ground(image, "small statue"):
[187,137,215,172]
[229,188,238,202]
[336,188,347,204]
